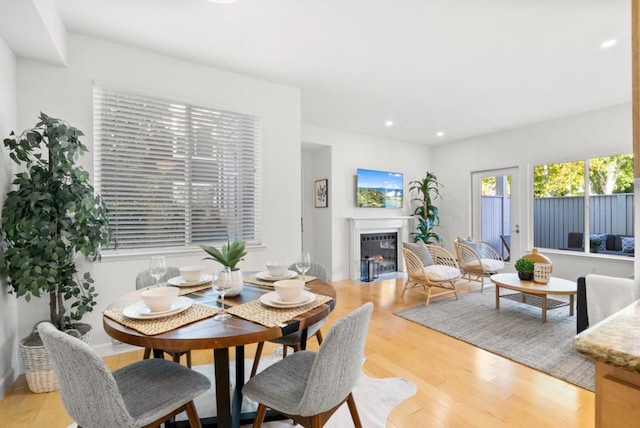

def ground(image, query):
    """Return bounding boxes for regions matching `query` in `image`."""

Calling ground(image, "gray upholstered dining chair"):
[136,266,192,367]
[38,322,210,428]
[243,302,374,428]
[250,262,328,377]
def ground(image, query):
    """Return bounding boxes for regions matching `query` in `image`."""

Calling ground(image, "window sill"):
[99,244,267,263]
[537,248,634,262]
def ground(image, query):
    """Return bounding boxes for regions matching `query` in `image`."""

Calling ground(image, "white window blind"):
[93,87,262,250]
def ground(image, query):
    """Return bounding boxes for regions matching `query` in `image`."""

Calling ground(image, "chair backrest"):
[136,266,181,289]
[402,247,427,281]
[454,239,481,267]
[426,244,459,269]
[288,262,328,281]
[568,232,584,249]
[295,302,373,416]
[37,322,135,427]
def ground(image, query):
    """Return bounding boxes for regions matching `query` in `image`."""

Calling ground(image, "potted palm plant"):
[201,238,247,296]
[409,171,443,244]
[0,113,112,392]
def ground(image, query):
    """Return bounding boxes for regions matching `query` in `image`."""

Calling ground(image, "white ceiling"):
[1,0,632,145]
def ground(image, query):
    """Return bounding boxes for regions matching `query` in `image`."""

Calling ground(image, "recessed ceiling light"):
[385,120,394,127]
[436,132,444,137]
[601,39,618,49]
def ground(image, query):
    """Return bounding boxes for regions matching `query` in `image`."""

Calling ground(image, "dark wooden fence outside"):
[481,194,633,254]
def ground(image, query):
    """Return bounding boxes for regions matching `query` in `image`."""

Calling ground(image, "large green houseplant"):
[409,171,443,244]
[0,113,111,391]
[1,113,112,330]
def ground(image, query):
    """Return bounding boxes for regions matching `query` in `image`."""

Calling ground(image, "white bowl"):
[266,261,289,277]
[179,265,204,282]
[141,286,180,312]
[274,279,304,302]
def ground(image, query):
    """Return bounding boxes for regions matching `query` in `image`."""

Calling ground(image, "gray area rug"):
[395,288,595,391]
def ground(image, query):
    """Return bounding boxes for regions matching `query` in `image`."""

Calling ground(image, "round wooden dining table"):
[103,279,336,428]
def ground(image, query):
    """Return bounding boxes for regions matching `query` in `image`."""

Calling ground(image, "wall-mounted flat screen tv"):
[356,168,404,208]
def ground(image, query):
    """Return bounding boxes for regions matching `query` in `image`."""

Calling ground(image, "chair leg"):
[346,392,363,428]
[425,287,432,306]
[172,352,181,364]
[282,345,288,358]
[251,342,265,378]
[143,347,151,360]
[316,330,323,345]
[186,351,192,368]
[310,414,322,428]
[185,401,202,428]
[253,403,267,428]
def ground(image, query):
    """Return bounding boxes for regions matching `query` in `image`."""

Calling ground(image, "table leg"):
[232,346,244,428]
[541,295,547,323]
[299,328,309,351]
[570,294,575,316]
[495,284,500,309]
[213,348,231,427]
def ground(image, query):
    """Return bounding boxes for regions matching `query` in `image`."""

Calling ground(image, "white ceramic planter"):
[218,270,244,296]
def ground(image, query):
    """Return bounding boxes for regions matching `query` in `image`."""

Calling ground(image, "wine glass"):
[148,256,167,287]
[296,251,311,282]
[214,268,232,322]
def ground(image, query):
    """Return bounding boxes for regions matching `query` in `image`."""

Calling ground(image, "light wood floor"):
[0,277,594,427]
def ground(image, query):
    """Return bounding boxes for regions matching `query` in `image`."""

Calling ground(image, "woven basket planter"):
[20,323,92,393]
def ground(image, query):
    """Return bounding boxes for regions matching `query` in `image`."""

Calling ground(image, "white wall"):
[432,103,634,282]
[0,36,18,398]
[302,125,432,280]
[302,145,332,274]
[14,33,301,356]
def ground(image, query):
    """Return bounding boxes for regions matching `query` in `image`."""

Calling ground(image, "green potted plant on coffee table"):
[514,258,535,281]
[0,113,112,392]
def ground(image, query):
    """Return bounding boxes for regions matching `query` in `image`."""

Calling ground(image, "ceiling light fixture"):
[385,120,394,127]
[601,39,618,49]
[436,132,444,137]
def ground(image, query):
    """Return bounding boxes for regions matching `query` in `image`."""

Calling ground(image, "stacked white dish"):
[259,291,315,308]
[123,297,194,319]
[167,274,214,287]
[255,270,297,281]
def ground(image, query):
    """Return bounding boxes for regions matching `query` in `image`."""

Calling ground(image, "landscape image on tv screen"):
[357,168,404,208]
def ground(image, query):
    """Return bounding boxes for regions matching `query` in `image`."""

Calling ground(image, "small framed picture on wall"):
[314,179,328,208]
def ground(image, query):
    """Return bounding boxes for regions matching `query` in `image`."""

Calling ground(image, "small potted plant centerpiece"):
[514,258,535,280]
[590,238,602,253]
[201,238,247,296]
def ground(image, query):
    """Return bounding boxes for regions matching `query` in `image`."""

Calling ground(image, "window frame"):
[93,86,263,254]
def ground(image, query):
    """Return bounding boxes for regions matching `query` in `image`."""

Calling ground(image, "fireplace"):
[347,216,412,280]
[360,232,398,273]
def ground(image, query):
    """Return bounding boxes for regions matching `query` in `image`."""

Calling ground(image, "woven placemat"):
[103,303,219,336]
[226,294,333,327]
[243,274,317,288]
[177,283,212,295]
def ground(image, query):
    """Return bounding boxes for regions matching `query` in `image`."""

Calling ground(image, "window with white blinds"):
[93,87,262,250]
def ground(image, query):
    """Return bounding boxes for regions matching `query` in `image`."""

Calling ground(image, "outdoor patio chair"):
[453,238,505,292]
[402,244,460,306]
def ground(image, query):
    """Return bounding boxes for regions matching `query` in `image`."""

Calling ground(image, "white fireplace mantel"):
[347,216,413,280]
